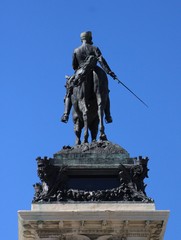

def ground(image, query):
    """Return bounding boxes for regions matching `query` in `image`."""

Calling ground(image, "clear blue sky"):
[0,0,180,239]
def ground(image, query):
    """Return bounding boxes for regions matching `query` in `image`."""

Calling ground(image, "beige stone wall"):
[18,203,169,240]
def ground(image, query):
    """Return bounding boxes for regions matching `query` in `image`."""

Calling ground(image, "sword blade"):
[115,77,148,108]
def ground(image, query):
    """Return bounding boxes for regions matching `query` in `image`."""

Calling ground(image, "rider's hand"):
[109,71,117,80]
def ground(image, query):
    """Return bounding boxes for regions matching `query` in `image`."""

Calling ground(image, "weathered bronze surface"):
[61,31,116,144]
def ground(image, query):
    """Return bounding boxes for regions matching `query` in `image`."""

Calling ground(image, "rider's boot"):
[105,116,113,124]
[61,97,72,123]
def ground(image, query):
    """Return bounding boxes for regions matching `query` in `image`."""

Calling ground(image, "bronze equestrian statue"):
[61,31,117,144]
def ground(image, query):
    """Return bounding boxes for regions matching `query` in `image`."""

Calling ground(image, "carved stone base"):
[33,141,152,203]
[18,203,169,240]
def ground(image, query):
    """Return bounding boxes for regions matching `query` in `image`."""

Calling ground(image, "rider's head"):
[80,31,93,45]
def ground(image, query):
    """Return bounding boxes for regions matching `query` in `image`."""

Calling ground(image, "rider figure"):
[61,31,117,123]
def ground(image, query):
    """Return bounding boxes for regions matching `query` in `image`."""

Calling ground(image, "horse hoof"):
[99,134,108,141]
[75,140,81,145]
[82,144,89,152]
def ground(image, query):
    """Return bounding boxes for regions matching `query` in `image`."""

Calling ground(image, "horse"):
[71,64,109,145]
[71,74,99,145]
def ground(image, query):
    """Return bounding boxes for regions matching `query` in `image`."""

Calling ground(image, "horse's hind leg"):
[99,112,107,141]
[89,117,99,142]
[83,114,89,143]
[97,95,108,141]
[74,119,82,145]
[104,95,113,123]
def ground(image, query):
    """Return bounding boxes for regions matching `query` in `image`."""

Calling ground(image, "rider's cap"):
[80,31,93,44]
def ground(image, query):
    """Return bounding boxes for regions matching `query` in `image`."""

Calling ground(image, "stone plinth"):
[18,203,169,240]
[19,141,169,239]
[52,142,131,169]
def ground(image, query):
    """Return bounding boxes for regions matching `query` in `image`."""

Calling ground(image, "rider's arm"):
[95,47,116,79]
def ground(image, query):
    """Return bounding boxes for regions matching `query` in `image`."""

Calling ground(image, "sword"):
[114,77,148,108]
